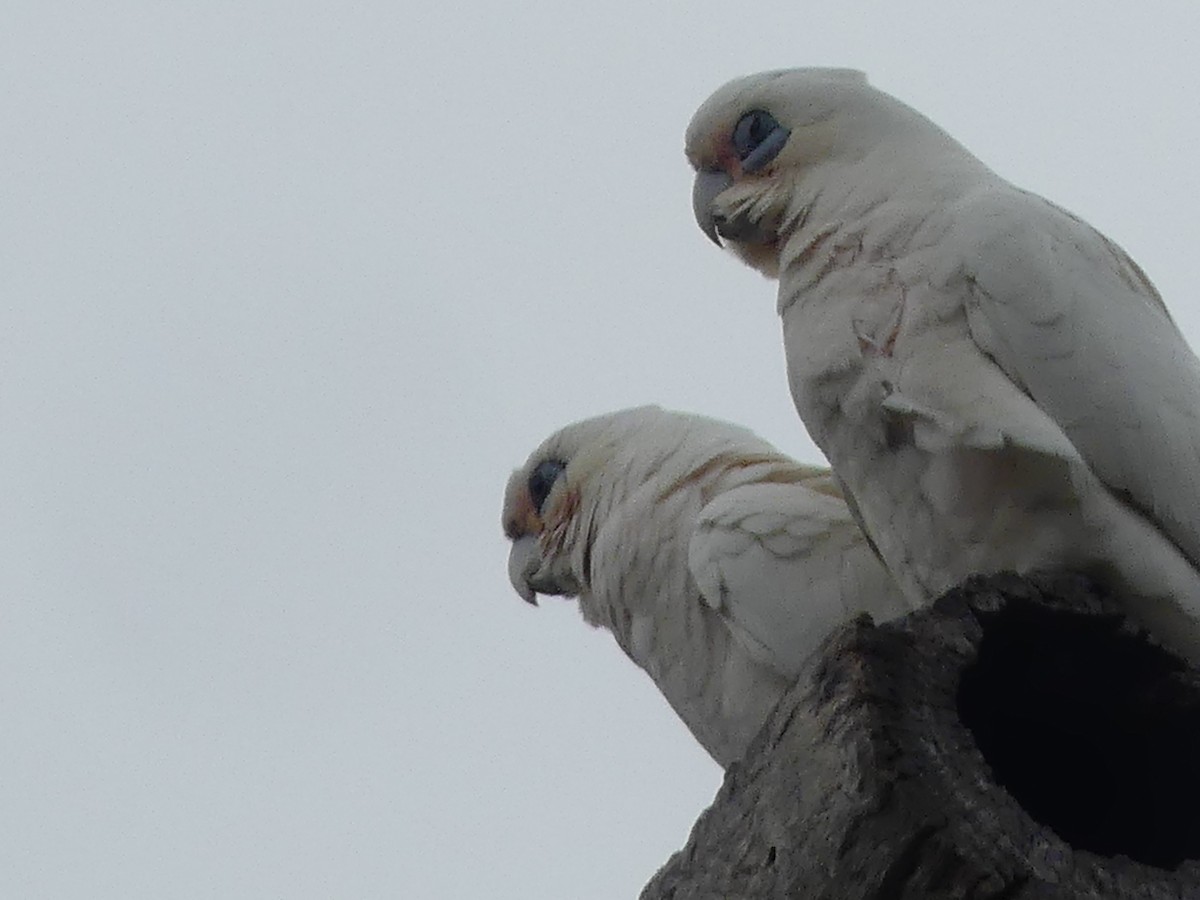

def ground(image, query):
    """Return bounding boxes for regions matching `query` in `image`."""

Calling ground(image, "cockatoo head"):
[501,406,774,607]
[685,67,929,277]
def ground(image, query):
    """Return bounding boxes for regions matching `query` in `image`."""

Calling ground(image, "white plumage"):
[501,406,912,766]
[686,68,1200,662]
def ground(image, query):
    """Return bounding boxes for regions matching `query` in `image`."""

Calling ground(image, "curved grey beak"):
[692,169,733,247]
[508,535,540,605]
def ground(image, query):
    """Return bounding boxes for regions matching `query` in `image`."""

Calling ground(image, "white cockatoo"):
[502,406,912,767]
[686,68,1200,662]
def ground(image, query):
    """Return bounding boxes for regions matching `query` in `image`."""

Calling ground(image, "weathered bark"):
[641,572,1200,899]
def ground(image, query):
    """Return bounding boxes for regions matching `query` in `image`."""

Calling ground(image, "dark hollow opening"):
[957,599,1200,869]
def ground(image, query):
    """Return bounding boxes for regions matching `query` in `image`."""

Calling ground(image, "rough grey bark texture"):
[641,572,1200,899]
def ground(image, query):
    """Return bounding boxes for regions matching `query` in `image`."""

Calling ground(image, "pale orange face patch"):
[687,110,736,170]
[503,470,581,547]
[719,147,746,180]
[693,132,745,182]
[539,486,579,556]
[502,478,544,541]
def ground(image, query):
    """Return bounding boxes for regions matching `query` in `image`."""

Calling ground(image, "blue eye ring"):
[732,110,789,173]
[529,459,566,513]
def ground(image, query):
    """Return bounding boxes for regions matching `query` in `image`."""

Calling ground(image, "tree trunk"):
[641,572,1200,899]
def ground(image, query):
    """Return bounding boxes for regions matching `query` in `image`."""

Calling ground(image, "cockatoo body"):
[501,406,912,766]
[687,68,1200,661]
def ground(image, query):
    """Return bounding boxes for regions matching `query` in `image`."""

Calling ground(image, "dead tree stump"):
[640,572,1200,899]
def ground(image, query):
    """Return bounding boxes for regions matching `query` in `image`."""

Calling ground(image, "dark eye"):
[528,459,566,513]
[731,110,789,173]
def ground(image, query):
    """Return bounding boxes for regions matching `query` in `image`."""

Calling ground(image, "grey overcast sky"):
[3,3,1199,898]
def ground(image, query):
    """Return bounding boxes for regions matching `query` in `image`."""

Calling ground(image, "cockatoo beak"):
[692,169,733,247]
[507,535,540,605]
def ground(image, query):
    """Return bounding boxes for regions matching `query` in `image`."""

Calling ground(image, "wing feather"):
[688,481,913,675]
[954,188,1200,564]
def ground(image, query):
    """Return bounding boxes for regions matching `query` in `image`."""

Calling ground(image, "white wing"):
[954,187,1200,565]
[688,481,913,676]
